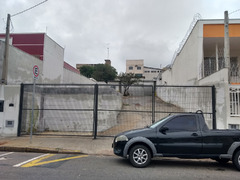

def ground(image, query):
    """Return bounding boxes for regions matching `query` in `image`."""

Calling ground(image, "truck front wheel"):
[129,145,151,168]
[233,150,240,171]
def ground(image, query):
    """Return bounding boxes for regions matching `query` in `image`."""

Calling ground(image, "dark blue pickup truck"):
[112,112,240,171]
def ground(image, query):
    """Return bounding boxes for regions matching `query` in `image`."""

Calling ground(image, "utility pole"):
[224,11,230,83]
[1,14,10,84]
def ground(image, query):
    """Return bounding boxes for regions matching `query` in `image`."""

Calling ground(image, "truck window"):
[164,115,198,132]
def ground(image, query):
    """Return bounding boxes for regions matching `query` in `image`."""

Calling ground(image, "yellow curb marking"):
[21,154,88,167]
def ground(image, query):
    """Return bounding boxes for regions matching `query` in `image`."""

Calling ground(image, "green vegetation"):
[117,73,140,96]
[79,65,94,78]
[28,104,39,133]
[80,64,117,83]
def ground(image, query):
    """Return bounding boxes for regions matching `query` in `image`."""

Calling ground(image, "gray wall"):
[21,86,122,133]
[0,85,20,136]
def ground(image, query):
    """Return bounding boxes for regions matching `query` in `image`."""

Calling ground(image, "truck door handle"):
[191,133,198,137]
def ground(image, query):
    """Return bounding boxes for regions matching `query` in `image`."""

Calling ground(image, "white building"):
[144,66,161,81]
[126,59,161,80]
[158,17,240,129]
[126,59,144,78]
[0,33,94,136]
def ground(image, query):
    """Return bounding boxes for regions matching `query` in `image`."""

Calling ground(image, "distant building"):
[126,59,161,80]
[76,59,112,72]
[126,59,144,78]
[144,66,161,80]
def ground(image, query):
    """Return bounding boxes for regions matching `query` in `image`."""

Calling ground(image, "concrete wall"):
[161,21,203,85]
[42,35,64,83]
[0,41,43,84]
[21,86,122,133]
[199,68,229,129]
[0,38,118,136]
[156,21,215,126]
[0,41,4,81]
[155,85,213,128]
[62,68,95,84]
[0,85,20,136]
[0,38,93,85]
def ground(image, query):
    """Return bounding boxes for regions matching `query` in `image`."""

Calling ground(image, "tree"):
[92,64,117,83]
[117,73,140,96]
[79,65,94,78]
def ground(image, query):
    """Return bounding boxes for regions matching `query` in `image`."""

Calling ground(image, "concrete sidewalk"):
[0,135,114,156]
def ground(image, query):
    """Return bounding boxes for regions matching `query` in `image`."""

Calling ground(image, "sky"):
[0,0,240,73]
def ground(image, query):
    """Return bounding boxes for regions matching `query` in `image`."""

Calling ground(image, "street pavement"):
[0,135,114,156]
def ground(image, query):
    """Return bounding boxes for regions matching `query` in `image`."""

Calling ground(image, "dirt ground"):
[99,96,184,136]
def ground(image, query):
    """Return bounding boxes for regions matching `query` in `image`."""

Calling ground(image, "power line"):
[1,18,6,31]
[11,0,48,17]
[10,19,14,32]
[229,9,240,15]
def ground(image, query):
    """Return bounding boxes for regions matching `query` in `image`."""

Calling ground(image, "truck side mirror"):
[160,127,169,134]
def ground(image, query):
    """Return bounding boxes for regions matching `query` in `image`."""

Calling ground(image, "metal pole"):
[1,14,10,84]
[224,11,230,83]
[152,81,156,124]
[216,43,219,71]
[119,81,122,93]
[93,84,98,139]
[17,83,24,136]
[30,78,36,143]
[212,86,217,129]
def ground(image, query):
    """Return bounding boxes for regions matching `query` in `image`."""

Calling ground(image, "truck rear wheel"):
[233,150,240,171]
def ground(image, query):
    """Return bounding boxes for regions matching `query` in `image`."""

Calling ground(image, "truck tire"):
[233,150,240,171]
[129,145,151,168]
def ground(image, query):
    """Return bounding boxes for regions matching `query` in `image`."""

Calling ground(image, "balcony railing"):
[201,57,240,84]
[230,86,240,116]
[230,65,240,84]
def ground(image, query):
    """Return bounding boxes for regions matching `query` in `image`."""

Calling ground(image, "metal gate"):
[18,83,216,137]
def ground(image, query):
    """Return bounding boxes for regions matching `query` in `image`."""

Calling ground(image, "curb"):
[0,146,85,155]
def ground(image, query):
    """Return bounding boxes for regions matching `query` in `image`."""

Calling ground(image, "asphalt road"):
[0,151,239,180]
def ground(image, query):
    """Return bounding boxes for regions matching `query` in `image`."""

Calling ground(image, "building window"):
[129,66,133,70]
[137,66,141,70]
[228,124,239,129]
[5,120,14,127]
[230,87,240,116]
[135,74,142,78]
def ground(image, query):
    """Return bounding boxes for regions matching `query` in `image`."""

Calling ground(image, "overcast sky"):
[0,0,239,73]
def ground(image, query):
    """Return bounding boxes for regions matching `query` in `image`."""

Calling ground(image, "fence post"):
[212,85,217,129]
[17,83,24,136]
[152,81,156,124]
[93,84,99,139]
[119,81,122,93]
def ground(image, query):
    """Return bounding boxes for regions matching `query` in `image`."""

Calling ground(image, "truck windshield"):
[149,115,173,129]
